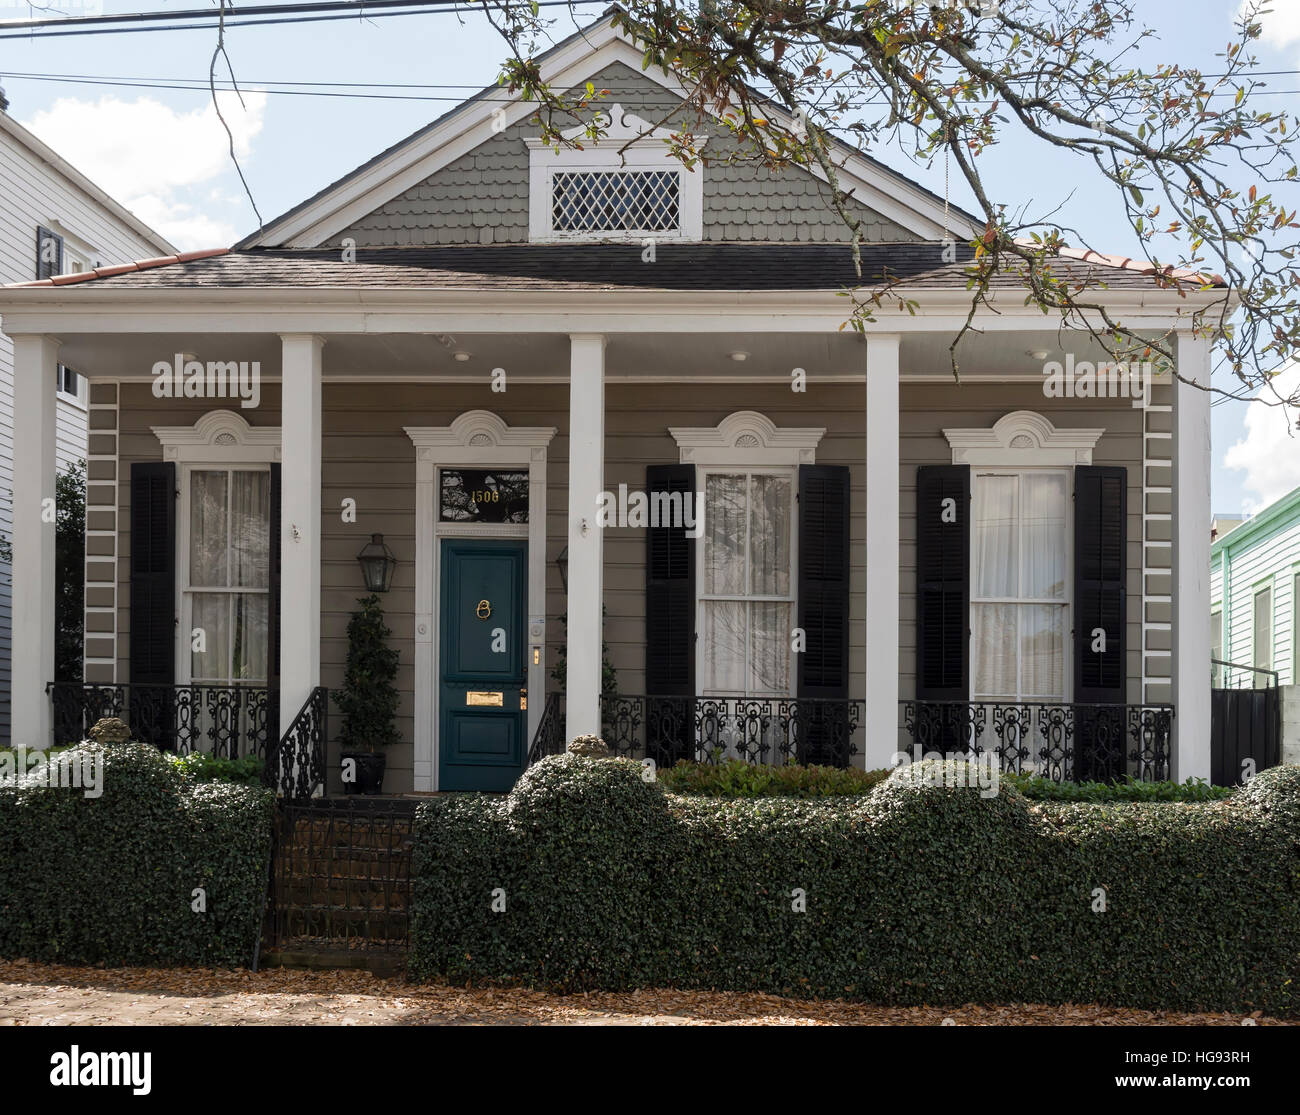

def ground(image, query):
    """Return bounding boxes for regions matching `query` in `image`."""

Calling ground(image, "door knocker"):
[475,599,492,620]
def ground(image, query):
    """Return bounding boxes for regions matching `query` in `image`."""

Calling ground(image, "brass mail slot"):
[466,691,503,707]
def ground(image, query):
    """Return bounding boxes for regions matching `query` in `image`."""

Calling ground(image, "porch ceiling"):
[53,327,1127,382]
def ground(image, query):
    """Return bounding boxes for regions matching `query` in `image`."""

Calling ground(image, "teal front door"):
[439,539,527,791]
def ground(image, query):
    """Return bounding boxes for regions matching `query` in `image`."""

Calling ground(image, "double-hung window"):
[970,470,1070,704]
[698,470,796,699]
[184,467,271,684]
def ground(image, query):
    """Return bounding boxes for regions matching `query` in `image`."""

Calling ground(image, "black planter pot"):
[341,750,387,795]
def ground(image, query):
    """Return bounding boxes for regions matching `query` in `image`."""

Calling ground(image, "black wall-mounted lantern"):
[357,533,396,593]
[556,545,569,592]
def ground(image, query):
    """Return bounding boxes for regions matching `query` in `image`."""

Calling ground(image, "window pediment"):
[153,409,280,463]
[944,410,1104,467]
[671,410,825,466]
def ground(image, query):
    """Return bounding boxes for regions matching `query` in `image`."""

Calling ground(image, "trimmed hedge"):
[0,742,274,967]
[410,755,1300,1014]
[1001,771,1236,803]
[166,751,266,787]
[658,759,890,798]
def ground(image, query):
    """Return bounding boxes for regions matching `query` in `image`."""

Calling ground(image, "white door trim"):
[405,411,556,791]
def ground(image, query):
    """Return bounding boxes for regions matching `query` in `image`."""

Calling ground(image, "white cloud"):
[1223,362,1300,513]
[20,91,267,251]
[1238,1,1300,50]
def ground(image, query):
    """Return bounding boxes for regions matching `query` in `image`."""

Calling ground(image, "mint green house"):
[1211,487,1300,687]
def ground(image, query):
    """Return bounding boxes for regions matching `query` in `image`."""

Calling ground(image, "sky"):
[1,0,1297,517]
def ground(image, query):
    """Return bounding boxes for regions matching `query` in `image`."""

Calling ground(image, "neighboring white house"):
[0,106,174,745]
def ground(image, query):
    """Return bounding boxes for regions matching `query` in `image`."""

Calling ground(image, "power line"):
[6,69,1300,106]
[0,0,597,39]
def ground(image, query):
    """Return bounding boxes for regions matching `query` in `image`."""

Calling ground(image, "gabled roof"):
[235,8,984,250]
[0,110,176,256]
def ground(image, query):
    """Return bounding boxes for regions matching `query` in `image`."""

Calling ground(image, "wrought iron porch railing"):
[526,693,862,769]
[900,700,1174,782]
[47,681,274,760]
[47,681,327,800]
[267,687,328,799]
[527,691,567,764]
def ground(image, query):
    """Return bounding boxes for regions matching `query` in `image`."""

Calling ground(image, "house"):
[0,13,1221,793]
[0,106,175,746]
[1211,487,1300,689]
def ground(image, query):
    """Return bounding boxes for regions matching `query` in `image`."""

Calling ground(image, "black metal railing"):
[1212,658,1278,691]
[900,700,1174,782]
[579,694,862,768]
[267,687,328,800]
[47,681,273,759]
[527,691,567,764]
[266,798,414,960]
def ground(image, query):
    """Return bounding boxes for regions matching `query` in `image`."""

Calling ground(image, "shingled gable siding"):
[325,62,917,248]
[110,377,1143,783]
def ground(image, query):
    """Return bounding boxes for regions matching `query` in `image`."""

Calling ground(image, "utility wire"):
[0,0,594,38]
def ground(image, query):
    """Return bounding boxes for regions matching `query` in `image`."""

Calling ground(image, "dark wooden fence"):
[1210,660,1281,787]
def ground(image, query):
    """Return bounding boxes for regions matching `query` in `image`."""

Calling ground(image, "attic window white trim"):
[525,104,704,243]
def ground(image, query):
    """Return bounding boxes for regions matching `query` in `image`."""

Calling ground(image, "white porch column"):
[10,335,59,748]
[279,334,324,738]
[864,333,901,770]
[1172,332,1212,782]
[565,333,606,740]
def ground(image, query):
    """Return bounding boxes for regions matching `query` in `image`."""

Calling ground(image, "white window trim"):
[945,410,1104,467]
[670,410,824,468]
[969,467,1074,705]
[526,104,706,243]
[1252,578,1275,674]
[153,411,281,684]
[153,409,282,464]
[404,411,556,792]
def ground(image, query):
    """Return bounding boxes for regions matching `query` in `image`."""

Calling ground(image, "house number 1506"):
[472,490,499,503]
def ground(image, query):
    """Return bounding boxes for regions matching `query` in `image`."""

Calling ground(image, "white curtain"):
[188,469,270,684]
[700,473,793,698]
[972,473,1067,701]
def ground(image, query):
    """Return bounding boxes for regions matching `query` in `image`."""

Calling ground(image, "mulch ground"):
[0,960,1290,1026]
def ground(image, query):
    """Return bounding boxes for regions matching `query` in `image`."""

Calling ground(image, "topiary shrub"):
[410,757,1300,1014]
[0,741,273,967]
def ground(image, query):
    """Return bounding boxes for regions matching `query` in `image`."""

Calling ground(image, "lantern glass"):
[356,533,396,593]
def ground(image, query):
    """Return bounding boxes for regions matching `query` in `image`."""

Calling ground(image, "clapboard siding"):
[109,374,1146,782]
[0,116,168,744]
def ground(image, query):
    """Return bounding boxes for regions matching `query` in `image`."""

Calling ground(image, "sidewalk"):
[0,961,1286,1026]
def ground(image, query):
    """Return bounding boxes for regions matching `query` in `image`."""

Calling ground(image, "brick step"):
[281,889,410,911]
[279,859,411,878]
[260,948,406,977]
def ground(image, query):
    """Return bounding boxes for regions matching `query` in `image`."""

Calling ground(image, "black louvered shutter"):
[645,464,695,766]
[1073,466,1128,781]
[915,465,970,700]
[129,462,176,747]
[797,465,850,698]
[35,226,63,280]
[1074,466,1127,703]
[796,465,851,765]
[268,463,282,739]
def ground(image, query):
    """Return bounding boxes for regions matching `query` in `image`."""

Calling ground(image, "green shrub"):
[1004,771,1235,802]
[166,751,266,787]
[658,759,890,798]
[0,741,274,967]
[410,757,1300,1014]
